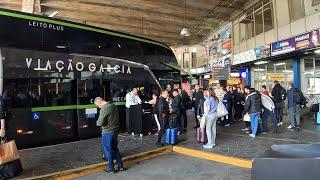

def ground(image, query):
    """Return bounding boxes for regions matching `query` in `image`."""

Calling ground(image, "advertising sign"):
[271,38,295,56]
[271,29,320,56]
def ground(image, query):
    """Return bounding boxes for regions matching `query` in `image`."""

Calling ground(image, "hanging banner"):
[271,29,320,56]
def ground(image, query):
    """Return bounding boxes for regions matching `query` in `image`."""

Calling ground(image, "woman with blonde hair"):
[203,88,219,149]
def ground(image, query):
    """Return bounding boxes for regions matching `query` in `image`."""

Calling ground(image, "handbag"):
[199,114,207,129]
[217,101,228,118]
[243,113,250,122]
[310,104,319,112]
[0,138,20,165]
[0,138,23,179]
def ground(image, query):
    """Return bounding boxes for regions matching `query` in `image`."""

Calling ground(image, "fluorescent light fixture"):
[56,45,66,49]
[253,68,265,72]
[254,61,268,65]
[283,70,293,73]
[204,75,210,79]
[275,62,286,66]
[314,49,320,54]
[48,11,58,18]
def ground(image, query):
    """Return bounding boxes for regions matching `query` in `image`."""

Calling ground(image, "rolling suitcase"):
[165,128,178,145]
[165,129,171,144]
[170,128,178,145]
[196,128,207,144]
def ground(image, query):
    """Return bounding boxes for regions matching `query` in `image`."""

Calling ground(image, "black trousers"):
[234,104,243,120]
[126,108,131,133]
[194,105,200,126]
[157,116,169,143]
[275,102,284,123]
[180,108,188,129]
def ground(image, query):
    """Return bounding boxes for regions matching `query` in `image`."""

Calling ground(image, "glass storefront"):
[301,57,320,95]
[251,60,294,91]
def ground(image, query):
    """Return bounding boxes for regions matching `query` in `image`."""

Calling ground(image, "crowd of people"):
[93,81,318,172]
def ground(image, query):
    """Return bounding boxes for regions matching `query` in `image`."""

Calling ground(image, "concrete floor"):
[77,153,251,180]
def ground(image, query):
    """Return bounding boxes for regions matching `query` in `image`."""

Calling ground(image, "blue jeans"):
[250,112,260,136]
[270,110,279,132]
[102,131,123,171]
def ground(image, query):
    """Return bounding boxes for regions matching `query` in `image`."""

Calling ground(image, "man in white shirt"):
[125,88,142,134]
[215,83,224,102]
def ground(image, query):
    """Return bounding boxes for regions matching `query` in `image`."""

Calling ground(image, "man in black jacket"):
[243,86,262,138]
[171,89,181,131]
[156,89,170,146]
[180,88,190,132]
[271,81,287,125]
[192,85,204,128]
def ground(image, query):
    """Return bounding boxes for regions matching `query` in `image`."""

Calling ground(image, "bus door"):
[77,79,101,139]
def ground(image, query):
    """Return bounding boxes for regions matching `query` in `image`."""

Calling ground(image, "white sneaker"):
[249,134,256,138]
[203,144,215,149]
[287,125,293,129]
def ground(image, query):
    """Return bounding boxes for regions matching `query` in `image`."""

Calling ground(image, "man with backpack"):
[287,83,305,130]
[272,81,287,125]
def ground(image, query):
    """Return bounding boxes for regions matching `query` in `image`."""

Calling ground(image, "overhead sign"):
[233,45,270,65]
[271,29,320,56]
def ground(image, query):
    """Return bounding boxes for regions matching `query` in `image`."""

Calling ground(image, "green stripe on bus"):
[0,11,170,50]
[31,102,126,112]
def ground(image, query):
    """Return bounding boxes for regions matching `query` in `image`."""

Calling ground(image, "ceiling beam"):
[21,0,41,13]
[0,3,21,11]
[43,9,184,34]
[22,0,35,13]
[41,0,198,26]
[74,0,210,17]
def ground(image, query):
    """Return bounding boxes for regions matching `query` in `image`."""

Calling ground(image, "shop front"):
[233,28,320,95]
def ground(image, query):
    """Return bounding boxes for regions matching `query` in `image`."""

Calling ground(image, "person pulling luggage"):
[156,89,170,146]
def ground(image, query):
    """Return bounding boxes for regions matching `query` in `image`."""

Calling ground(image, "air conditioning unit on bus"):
[239,14,253,24]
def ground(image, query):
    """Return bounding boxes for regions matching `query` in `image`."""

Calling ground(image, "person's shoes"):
[203,144,215,149]
[155,131,159,136]
[273,130,279,135]
[177,131,181,136]
[131,132,135,136]
[296,126,300,130]
[249,134,256,138]
[102,156,107,161]
[287,125,295,129]
[117,167,128,172]
[224,124,231,127]
[261,132,267,135]
[241,128,249,131]
[183,129,187,132]
[104,169,116,174]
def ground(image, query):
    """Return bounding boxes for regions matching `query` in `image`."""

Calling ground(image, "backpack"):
[293,89,305,105]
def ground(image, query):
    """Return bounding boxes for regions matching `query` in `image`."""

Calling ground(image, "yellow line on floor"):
[173,146,252,169]
[23,146,173,180]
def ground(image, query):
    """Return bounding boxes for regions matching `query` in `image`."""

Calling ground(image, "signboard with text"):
[271,29,320,56]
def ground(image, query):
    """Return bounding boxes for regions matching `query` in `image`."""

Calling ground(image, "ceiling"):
[0,0,248,46]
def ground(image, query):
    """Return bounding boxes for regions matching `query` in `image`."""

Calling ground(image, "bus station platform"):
[16,112,320,179]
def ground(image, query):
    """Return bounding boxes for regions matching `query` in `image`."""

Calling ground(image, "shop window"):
[191,52,197,68]
[183,52,190,68]
[239,23,246,42]
[304,0,320,16]
[289,0,306,22]
[254,8,264,35]
[263,2,274,32]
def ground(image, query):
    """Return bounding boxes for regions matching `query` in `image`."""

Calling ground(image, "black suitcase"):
[0,159,23,180]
